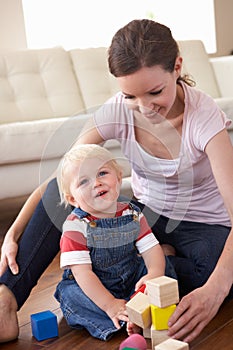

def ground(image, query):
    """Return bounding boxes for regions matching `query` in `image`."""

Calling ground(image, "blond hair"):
[57,144,122,206]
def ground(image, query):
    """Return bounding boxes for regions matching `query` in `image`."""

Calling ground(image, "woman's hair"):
[108,19,194,86]
[57,144,122,206]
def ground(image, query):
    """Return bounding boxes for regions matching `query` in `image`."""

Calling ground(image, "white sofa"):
[0,40,233,200]
[179,40,233,127]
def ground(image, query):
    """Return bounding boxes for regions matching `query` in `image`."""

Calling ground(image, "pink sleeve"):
[193,95,231,151]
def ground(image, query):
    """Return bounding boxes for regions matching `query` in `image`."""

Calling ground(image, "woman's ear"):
[174,56,183,77]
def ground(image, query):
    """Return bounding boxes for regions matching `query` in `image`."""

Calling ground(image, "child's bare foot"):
[126,321,142,336]
[0,284,19,342]
[161,244,176,256]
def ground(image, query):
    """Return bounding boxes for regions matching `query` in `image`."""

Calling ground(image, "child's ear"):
[118,171,123,185]
[65,194,79,208]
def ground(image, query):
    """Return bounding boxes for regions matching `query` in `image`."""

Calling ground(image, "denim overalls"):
[54,203,176,340]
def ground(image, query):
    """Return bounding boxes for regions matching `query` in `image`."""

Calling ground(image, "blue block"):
[30,310,58,341]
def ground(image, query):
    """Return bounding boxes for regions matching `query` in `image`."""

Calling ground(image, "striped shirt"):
[60,202,159,268]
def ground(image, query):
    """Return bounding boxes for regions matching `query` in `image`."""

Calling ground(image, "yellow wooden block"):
[126,292,151,328]
[151,304,176,330]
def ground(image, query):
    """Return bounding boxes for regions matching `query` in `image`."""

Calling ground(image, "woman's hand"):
[106,298,129,329]
[168,284,225,342]
[0,234,19,276]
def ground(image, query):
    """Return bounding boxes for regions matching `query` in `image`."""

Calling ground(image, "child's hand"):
[106,298,129,329]
[135,277,147,292]
[135,273,160,293]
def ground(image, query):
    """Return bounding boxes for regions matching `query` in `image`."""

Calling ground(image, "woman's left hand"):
[167,284,225,342]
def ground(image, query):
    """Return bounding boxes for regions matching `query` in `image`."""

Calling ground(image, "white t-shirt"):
[93,82,232,226]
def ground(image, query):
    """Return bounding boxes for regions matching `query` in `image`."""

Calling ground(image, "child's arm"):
[71,263,128,328]
[135,244,166,291]
[134,212,166,290]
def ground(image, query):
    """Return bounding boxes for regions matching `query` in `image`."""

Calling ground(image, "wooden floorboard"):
[1,197,233,349]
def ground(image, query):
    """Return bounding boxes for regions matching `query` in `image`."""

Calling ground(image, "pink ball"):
[119,333,147,350]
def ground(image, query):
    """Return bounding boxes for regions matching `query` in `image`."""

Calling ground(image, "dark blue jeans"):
[0,178,232,309]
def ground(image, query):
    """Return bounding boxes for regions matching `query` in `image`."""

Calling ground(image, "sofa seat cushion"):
[215,97,233,127]
[0,114,90,165]
[0,47,85,124]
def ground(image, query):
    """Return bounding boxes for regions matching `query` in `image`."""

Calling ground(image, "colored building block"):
[130,284,146,299]
[151,304,176,330]
[151,325,170,349]
[154,338,189,349]
[126,292,151,328]
[146,276,179,308]
[31,310,58,341]
[143,326,151,339]
[119,334,147,350]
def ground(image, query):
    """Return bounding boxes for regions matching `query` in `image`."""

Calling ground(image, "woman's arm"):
[0,176,54,276]
[73,116,105,146]
[204,129,233,293]
[168,129,233,342]
[71,264,128,328]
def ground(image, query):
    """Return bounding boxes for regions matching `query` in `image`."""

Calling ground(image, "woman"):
[0,19,233,343]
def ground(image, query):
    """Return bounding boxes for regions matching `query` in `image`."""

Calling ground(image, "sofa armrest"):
[210,56,233,98]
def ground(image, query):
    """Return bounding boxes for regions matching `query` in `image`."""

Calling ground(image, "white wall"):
[0,0,232,57]
[0,0,27,49]
[213,0,233,56]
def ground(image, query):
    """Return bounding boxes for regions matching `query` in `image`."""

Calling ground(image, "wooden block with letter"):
[146,276,179,308]
[154,338,189,349]
[126,292,151,328]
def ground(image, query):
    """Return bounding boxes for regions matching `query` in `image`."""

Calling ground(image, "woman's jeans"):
[0,178,70,309]
[0,178,232,309]
[132,200,232,297]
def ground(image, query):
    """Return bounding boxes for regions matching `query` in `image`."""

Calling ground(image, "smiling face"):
[117,58,182,124]
[65,157,122,218]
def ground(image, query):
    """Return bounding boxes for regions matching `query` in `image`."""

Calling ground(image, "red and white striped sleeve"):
[136,213,159,254]
[60,213,91,269]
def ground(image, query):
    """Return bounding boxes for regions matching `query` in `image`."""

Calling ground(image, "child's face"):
[66,158,122,218]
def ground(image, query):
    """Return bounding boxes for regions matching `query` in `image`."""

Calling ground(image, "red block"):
[130,284,146,299]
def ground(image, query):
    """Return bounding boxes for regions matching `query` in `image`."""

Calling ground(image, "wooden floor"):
[0,197,233,349]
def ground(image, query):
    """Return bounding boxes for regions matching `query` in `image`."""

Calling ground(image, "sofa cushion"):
[0,114,91,164]
[210,56,233,98]
[215,97,233,126]
[178,40,221,99]
[0,159,61,199]
[69,48,120,110]
[0,47,85,124]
